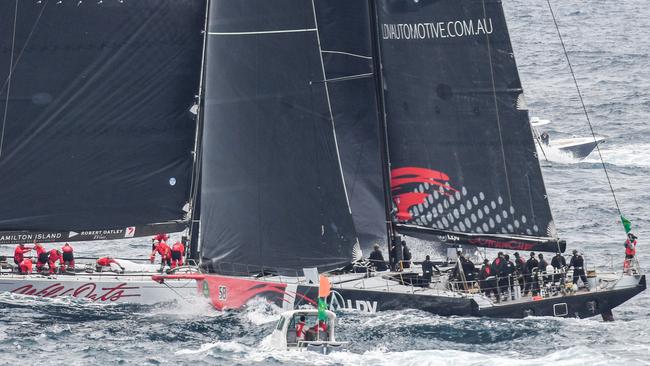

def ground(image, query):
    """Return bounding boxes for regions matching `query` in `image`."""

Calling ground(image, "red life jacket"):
[296,322,306,339]
[14,245,31,263]
[154,242,172,259]
[48,250,62,264]
[97,257,116,267]
[172,242,185,255]
[625,239,637,256]
[62,244,74,253]
[20,259,33,273]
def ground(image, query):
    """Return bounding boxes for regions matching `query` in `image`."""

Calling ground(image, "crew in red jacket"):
[13,244,31,267]
[19,258,33,274]
[35,243,49,272]
[48,249,64,274]
[61,243,75,270]
[96,257,125,272]
[150,241,172,269]
[170,241,185,269]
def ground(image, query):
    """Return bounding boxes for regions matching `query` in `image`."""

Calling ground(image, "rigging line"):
[310,0,352,214]
[0,0,19,160]
[481,0,513,207]
[311,73,374,84]
[546,0,622,217]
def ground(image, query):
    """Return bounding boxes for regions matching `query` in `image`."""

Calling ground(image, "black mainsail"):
[373,0,563,252]
[0,0,205,243]
[198,0,359,271]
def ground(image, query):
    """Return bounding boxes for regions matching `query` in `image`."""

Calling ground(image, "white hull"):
[0,272,198,304]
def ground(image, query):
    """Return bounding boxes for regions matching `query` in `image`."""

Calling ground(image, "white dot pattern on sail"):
[402,184,540,237]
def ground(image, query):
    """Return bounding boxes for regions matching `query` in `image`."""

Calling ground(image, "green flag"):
[621,215,632,233]
[318,297,328,321]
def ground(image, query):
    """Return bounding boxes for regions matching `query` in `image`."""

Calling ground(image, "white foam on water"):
[583,143,650,168]
[536,145,581,164]
[240,297,283,325]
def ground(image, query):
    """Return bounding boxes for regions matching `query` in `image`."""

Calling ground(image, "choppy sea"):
[2,1,650,365]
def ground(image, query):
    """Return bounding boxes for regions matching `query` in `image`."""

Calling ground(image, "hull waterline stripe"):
[208,28,317,36]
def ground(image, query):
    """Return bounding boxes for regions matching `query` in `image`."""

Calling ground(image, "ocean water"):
[2,0,650,365]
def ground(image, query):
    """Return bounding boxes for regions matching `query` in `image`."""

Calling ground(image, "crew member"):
[421,255,434,286]
[48,249,64,274]
[96,257,125,272]
[61,243,75,270]
[13,243,31,267]
[514,252,527,291]
[170,240,185,269]
[624,233,638,273]
[550,252,566,284]
[537,253,549,286]
[491,252,505,297]
[503,254,515,298]
[19,258,33,274]
[295,315,307,341]
[540,132,550,145]
[569,250,589,289]
[150,240,172,270]
[479,258,497,299]
[151,233,168,251]
[35,243,49,272]
[401,240,412,269]
[368,244,388,271]
[310,320,328,341]
[525,252,539,295]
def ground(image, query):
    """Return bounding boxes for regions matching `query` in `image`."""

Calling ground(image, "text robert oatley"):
[382,18,493,40]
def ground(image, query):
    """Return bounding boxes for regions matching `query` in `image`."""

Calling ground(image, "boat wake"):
[583,143,650,168]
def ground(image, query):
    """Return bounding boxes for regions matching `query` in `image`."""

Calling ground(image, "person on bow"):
[13,243,32,268]
[624,233,638,273]
[61,243,75,270]
[96,257,125,272]
[295,315,307,342]
[368,243,388,271]
[569,250,589,290]
[170,240,185,269]
[150,240,172,270]
[35,243,49,272]
[19,258,33,274]
[48,249,64,274]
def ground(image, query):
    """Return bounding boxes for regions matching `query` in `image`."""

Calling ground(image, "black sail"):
[373,0,563,252]
[199,0,359,271]
[0,0,205,243]
[313,1,386,252]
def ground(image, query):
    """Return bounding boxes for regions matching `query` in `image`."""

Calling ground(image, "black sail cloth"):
[0,0,205,241]
[199,0,359,272]
[373,0,562,252]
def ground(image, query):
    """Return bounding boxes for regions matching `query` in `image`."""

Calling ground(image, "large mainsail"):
[0,0,205,243]
[199,0,359,271]
[373,0,563,252]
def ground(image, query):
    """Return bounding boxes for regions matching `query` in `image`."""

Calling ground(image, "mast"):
[187,0,211,263]
[367,0,398,264]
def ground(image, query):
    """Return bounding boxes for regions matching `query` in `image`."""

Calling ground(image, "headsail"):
[199,0,359,271]
[373,0,562,252]
[0,0,206,242]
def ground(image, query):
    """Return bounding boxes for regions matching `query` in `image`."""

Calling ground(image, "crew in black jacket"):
[569,249,589,289]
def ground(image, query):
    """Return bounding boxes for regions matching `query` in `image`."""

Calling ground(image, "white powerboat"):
[267,309,347,354]
[531,117,606,159]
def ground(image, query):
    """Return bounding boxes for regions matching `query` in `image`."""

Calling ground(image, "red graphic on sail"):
[391,167,457,221]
